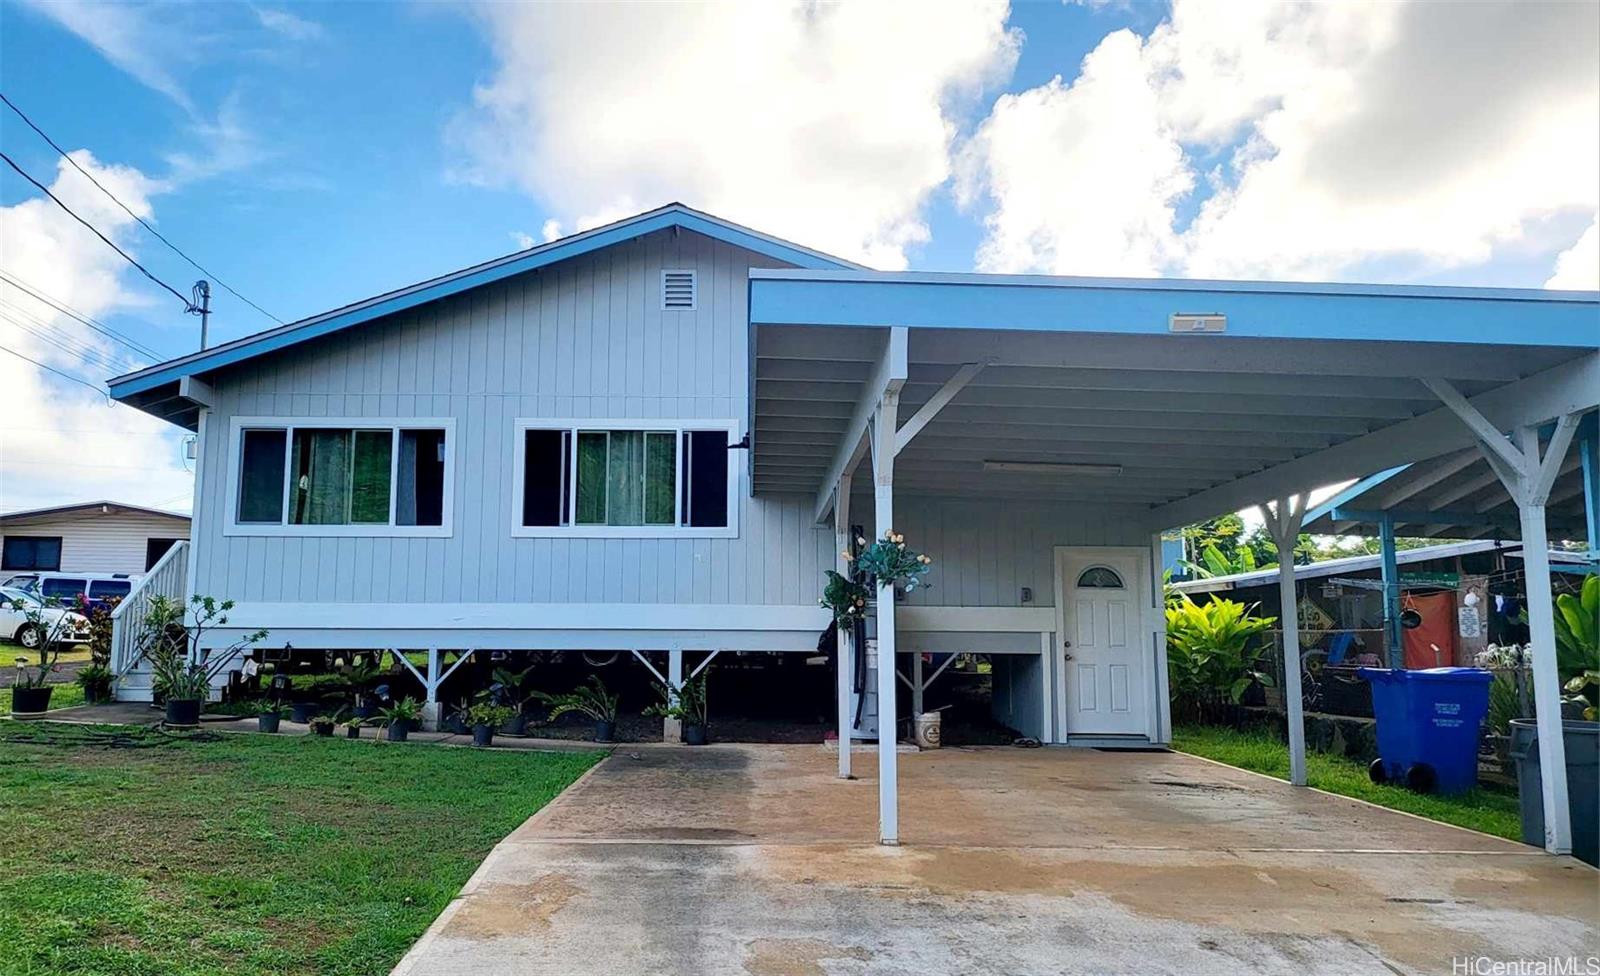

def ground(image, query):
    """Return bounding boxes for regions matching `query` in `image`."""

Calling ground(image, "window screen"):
[522,428,568,526]
[684,430,728,528]
[397,429,446,527]
[238,429,287,523]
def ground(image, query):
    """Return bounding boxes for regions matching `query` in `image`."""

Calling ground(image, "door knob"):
[1062,640,1072,648]
[1063,652,1074,661]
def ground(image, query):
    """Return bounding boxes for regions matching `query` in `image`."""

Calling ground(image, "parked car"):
[3,573,137,612]
[0,586,91,650]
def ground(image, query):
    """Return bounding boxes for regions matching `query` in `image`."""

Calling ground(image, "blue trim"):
[1378,512,1402,667]
[1301,467,1407,528]
[748,271,1600,347]
[110,205,857,400]
[1581,413,1599,570]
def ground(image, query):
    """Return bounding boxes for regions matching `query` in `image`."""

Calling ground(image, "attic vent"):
[662,270,697,310]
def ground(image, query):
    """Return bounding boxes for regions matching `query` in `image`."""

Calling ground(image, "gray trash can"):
[1508,719,1598,866]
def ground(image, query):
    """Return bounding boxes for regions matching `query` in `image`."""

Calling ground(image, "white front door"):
[1057,547,1149,736]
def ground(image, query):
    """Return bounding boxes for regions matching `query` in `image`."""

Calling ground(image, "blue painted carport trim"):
[109,204,858,400]
[748,269,1600,347]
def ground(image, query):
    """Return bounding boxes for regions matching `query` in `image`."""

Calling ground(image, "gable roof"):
[0,500,190,525]
[108,203,859,405]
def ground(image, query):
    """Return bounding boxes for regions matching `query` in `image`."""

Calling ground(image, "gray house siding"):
[190,229,1150,613]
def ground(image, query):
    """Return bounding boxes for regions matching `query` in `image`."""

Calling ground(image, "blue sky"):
[0,0,1595,512]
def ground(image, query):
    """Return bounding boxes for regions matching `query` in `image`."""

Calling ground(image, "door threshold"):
[1062,734,1161,750]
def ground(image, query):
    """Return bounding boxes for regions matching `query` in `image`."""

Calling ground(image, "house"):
[1172,538,1591,670]
[0,500,190,580]
[105,202,1598,849]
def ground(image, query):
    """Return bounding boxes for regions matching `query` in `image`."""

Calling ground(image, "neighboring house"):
[1172,539,1590,668]
[0,501,190,579]
[101,203,1599,766]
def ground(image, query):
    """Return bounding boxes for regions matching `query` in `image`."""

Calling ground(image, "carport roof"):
[1300,411,1597,541]
[747,269,1600,530]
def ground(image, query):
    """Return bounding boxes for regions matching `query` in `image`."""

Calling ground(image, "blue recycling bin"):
[1358,667,1493,794]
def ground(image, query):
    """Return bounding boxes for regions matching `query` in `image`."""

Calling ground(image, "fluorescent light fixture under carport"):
[983,460,1124,476]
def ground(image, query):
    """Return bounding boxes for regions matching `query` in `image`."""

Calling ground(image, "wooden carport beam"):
[1422,377,1579,855]
[893,360,988,455]
[813,327,907,525]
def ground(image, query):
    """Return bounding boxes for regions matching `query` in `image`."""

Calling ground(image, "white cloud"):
[510,230,536,250]
[961,0,1600,284]
[1546,217,1599,291]
[254,6,325,42]
[0,152,194,514]
[449,1,1021,269]
[539,220,562,244]
[21,0,198,113]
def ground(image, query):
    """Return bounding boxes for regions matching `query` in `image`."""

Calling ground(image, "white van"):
[0,572,140,609]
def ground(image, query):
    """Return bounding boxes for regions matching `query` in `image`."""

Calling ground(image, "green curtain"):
[606,430,645,525]
[291,430,351,524]
[575,432,608,525]
[350,430,393,524]
[644,432,675,525]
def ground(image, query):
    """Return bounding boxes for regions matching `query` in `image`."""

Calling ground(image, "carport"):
[747,269,1599,851]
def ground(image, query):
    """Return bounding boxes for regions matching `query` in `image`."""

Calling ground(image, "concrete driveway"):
[394,745,1597,976]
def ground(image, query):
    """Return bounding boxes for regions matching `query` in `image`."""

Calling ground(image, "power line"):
[0,268,162,360]
[0,343,109,400]
[0,92,284,326]
[0,149,196,313]
[0,296,137,369]
[0,311,126,374]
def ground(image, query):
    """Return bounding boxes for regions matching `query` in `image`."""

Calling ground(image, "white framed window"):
[224,417,455,537]
[512,418,739,538]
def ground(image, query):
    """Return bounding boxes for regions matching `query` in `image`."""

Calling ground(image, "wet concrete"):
[395,745,1598,975]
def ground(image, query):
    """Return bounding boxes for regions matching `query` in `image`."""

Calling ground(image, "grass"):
[1171,723,1523,841]
[0,683,86,715]
[0,723,602,975]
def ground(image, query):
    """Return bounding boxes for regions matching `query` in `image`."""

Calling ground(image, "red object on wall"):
[1401,591,1458,669]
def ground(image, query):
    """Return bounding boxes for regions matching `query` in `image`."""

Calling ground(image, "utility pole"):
[193,280,211,350]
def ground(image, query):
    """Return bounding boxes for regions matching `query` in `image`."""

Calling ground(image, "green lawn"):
[0,723,601,975]
[1171,723,1523,841]
[0,683,85,715]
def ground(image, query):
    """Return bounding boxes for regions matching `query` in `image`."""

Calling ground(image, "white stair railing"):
[110,540,189,678]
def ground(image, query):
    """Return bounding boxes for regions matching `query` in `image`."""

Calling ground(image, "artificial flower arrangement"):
[850,531,933,592]
[819,570,871,625]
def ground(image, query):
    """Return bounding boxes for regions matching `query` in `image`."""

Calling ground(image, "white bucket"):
[914,711,942,749]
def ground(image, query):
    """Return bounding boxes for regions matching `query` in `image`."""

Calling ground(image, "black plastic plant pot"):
[594,720,616,743]
[684,724,708,746]
[386,724,409,742]
[82,685,107,706]
[290,701,319,724]
[258,713,281,734]
[444,714,469,735]
[165,698,201,728]
[472,724,495,747]
[10,685,52,717]
[312,723,334,738]
[345,725,361,739]
[501,712,528,736]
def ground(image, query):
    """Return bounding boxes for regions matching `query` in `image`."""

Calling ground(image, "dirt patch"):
[441,875,582,940]
[742,938,873,976]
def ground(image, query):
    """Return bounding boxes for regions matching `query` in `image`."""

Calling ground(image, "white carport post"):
[871,390,901,844]
[834,472,854,779]
[1423,378,1580,854]
[1260,495,1308,787]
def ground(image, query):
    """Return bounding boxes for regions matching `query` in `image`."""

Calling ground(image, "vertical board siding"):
[192,231,1149,611]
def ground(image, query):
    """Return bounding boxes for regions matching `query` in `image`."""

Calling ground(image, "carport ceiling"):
[750,324,1592,509]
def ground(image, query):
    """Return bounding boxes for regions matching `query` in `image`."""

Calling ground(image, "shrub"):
[1166,596,1277,723]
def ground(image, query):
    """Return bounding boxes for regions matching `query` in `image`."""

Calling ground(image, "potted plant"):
[536,676,621,742]
[338,715,365,739]
[289,699,320,724]
[9,597,76,716]
[136,595,268,727]
[307,706,343,737]
[75,664,113,705]
[489,665,536,735]
[254,699,287,733]
[380,697,422,742]
[646,671,711,745]
[442,700,471,735]
[464,700,514,747]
